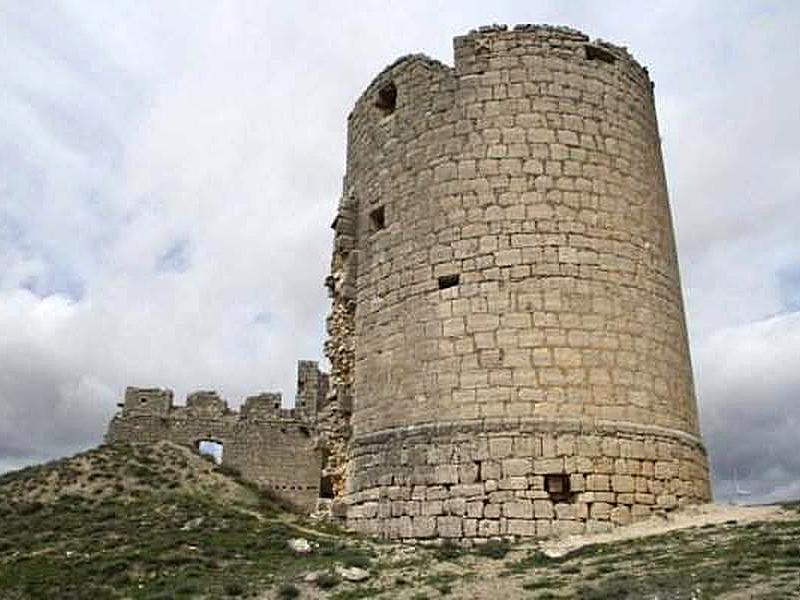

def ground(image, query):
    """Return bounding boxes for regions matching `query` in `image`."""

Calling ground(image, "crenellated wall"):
[106,361,327,512]
[324,24,711,539]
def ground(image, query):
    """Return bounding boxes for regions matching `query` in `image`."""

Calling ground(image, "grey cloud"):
[1,1,799,504]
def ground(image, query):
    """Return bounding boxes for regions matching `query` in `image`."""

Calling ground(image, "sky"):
[1,1,798,504]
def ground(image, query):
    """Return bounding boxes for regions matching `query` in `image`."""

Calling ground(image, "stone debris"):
[288,538,313,554]
[335,565,371,582]
[181,517,204,531]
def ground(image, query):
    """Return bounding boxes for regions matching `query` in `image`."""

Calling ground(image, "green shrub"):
[476,539,510,559]
[224,581,245,596]
[277,583,300,599]
[435,539,463,561]
[316,572,340,589]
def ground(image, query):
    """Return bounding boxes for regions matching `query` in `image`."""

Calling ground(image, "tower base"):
[342,419,710,539]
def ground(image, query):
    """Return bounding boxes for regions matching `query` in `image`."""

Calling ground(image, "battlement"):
[116,388,310,423]
[105,360,327,512]
[113,360,326,424]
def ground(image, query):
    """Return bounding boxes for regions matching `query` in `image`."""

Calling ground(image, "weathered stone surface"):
[325,24,711,540]
[437,516,463,538]
[106,362,327,513]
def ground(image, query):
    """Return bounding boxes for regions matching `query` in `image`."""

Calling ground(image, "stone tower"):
[323,25,711,540]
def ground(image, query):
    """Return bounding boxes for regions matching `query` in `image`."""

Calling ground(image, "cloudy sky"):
[1,1,798,503]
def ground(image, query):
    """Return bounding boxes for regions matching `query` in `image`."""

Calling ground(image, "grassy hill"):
[0,442,798,599]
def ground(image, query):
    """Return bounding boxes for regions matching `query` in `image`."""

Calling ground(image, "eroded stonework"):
[106,361,328,512]
[323,24,711,539]
[105,23,711,538]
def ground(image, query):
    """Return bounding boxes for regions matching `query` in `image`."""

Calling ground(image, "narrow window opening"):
[545,474,572,502]
[320,476,335,498]
[585,44,616,64]
[375,82,397,115]
[438,274,460,290]
[197,440,223,465]
[139,397,148,404]
[369,206,386,233]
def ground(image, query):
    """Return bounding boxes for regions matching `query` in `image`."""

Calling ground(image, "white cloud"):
[0,1,799,503]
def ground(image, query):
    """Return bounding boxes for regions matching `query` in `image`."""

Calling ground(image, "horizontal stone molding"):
[350,418,705,453]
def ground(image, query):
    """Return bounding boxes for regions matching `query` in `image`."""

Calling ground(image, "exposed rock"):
[288,538,312,554]
[335,565,370,582]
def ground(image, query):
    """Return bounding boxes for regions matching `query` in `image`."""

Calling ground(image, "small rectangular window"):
[438,274,460,290]
[545,474,572,502]
[369,206,386,233]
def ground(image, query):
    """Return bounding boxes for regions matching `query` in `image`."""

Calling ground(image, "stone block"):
[459,462,480,483]
[503,457,532,477]
[586,519,613,534]
[612,475,635,493]
[437,516,463,538]
[554,503,576,520]
[570,474,586,492]
[610,505,631,525]
[507,519,537,536]
[655,461,678,480]
[498,477,528,490]
[533,457,564,474]
[452,483,485,498]
[586,474,610,491]
[445,497,467,516]
[533,499,554,519]
[428,486,449,500]
[466,501,484,518]
[553,520,585,535]
[480,460,501,480]
[513,436,538,457]
[657,494,677,509]
[478,519,500,537]
[411,485,427,500]
[536,520,553,537]
[528,475,545,490]
[617,493,635,505]
[503,500,533,519]
[489,437,513,458]
[590,502,611,520]
[412,516,436,538]
[422,501,444,516]
[463,518,478,537]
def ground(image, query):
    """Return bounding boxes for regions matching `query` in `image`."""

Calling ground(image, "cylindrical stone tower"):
[324,24,710,540]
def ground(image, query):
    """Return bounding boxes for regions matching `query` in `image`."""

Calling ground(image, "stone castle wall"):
[325,24,711,539]
[106,361,328,512]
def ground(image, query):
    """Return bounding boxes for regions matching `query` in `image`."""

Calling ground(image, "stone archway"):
[196,439,224,464]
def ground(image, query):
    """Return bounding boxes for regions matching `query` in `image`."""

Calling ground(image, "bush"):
[223,581,245,596]
[316,572,340,589]
[277,583,299,599]
[476,539,510,559]
[435,539,463,561]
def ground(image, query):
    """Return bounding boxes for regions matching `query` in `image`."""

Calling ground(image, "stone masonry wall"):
[327,24,711,539]
[106,361,326,513]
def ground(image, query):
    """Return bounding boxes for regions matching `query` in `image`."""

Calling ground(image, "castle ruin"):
[107,24,711,540]
[321,25,711,539]
[106,361,328,512]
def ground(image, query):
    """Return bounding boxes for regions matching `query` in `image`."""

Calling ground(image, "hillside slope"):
[1,443,798,599]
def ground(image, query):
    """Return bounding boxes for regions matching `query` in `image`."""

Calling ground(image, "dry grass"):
[1,445,799,599]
